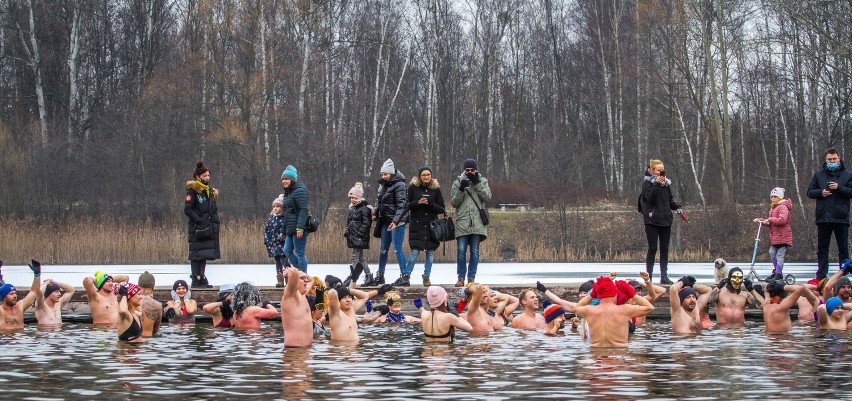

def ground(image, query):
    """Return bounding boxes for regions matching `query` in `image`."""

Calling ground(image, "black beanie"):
[463,159,478,170]
[173,280,189,291]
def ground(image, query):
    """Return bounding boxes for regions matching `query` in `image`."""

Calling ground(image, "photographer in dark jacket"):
[184,161,220,288]
[369,159,409,286]
[400,166,445,287]
[639,159,682,285]
[807,148,852,279]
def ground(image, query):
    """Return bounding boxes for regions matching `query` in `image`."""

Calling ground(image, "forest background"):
[0,0,849,265]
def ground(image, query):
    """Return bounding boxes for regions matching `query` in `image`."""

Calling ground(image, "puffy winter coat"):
[806,161,852,225]
[264,213,287,256]
[184,180,221,261]
[281,181,309,235]
[346,200,372,249]
[407,177,446,251]
[374,171,408,224]
[767,199,793,247]
[450,173,491,239]
[640,174,681,227]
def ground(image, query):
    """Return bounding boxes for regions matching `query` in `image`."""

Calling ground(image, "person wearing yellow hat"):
[82,270,129,324]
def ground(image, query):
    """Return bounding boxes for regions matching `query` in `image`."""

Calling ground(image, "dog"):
[714,258,728,284]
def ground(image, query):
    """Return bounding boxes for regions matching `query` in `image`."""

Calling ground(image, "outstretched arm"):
[19,273,41,312]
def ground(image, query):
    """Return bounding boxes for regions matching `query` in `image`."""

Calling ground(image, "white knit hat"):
[380,159,395,175]
[770,187,785,198]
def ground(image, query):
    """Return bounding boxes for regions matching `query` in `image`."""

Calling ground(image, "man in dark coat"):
[807,148,852,279]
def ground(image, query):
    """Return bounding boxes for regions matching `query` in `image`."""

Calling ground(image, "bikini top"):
[424,312,454,342]
[215,318,232,328]
[119,316,142,341]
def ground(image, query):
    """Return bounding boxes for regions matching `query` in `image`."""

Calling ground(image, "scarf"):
[195,180,211,198]
[386,311,406,323]
[771,198,784,209]
[769,296,783,304]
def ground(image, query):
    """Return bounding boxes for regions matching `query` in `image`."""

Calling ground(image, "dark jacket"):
[807,161,852,225]
[264,213,286,256]
[640,173,681,227]
[346,200,372,249]
[374,170,408,224]
[184,180,220,260]
[282,181,309,235]
[407,177,446,251]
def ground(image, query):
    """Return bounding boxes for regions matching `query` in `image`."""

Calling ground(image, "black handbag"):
[195,221,215,240]
[430,214,455,242]
[305,214,320,232]
[465,190,490,226]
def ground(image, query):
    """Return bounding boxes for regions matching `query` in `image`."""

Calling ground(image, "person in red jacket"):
[753,187,793,282]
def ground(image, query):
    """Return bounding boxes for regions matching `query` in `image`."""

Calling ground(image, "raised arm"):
[466,284,486,318]
[203,301,223,315]
[57,281,76,307]
[83,276,99,300]
[495,292,519,317]
[19,272,41,312]
[350,287,373,312]
[537,281,577,313]
[327,289,341,319]
[627,294,655,318]
[800,284,821,308]
[283,267,300,300]
[778,286,803,310]
[451,314,474,332]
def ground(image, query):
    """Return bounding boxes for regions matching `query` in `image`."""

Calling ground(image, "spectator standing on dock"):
[638,159,683,284]
[280,164,310,272]
[753,187,793,282]
[264,196,289,287]
[370,158,408,286]
[451,159,492,287]
[185,161,220,288]
[403,166,445,287]
[344,182,373,286]
[807,148,852,280]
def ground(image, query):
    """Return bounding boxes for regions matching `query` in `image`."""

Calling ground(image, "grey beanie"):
[380,159,395,175]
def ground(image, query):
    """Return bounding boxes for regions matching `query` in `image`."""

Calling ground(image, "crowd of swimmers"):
[1,257,852,347]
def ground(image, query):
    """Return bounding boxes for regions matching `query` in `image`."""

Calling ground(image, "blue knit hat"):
[281,165,298,181]
[826,296,844,315]
[0,284,15,300]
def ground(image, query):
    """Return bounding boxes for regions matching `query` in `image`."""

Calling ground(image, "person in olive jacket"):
[280,164,310,272]
[401,166,446,287]
[184,161,220,289]
[639,159,682,285]
[807,147,852,279]
[450,159,491,287]
[370,159,409,286]
[344,182,373,285]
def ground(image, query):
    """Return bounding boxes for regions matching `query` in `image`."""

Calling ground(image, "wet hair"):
[232,282,261,319]
[217,291,234,321]
[193,161,209,179]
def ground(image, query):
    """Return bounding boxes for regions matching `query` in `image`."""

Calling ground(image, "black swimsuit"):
[119,316,142,341]
[424,312,455,342]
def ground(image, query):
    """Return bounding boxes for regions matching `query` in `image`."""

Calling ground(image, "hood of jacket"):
[186,180,219,199]
[774,198,793,211]
[409,176,439,189]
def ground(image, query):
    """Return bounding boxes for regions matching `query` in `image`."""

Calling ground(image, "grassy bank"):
[0,204,822,265]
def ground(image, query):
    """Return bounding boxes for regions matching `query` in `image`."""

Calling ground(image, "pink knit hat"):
[426,286,448,308]
[348,182,365,201]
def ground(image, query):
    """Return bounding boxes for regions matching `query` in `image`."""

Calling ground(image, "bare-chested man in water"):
[281,267,314,347]
[511,289,546,330]
[0,260,41,330]
[34,278,75,326]
[762,280,806,333]
[83,270,129,324]
[669,277,711,334]
[326,285,376,343]
[574,276,654,347]
[713,267,763,325]
[463,284,494,334]
[817,296,852,330]
[137,271,163,337]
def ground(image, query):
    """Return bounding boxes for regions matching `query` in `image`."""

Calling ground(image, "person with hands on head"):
[116,283,143,342]
[229,282,278,329]
[574,276,655,347]
[35,274,76,326]
[763,281,807,333]
[0,260,42,330]
[511,289,546,330]
[421,286,473,343]
[404,166,446,287]
[669,277,712,334]
[450,159,492,287]
[164,280,197,324]
[639,159,683,284]
[326,283,386,342]
[371,159,409,286]
[203,284,235,328]
[817,296,852,330]
[281,266,314,347]
[712,267,764,325]
[807,148,852,280]
[82,270,129,325]
[485,288,517,329]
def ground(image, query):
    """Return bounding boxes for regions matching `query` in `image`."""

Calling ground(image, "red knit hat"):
[591,276,617,299]
[615,280,637,305]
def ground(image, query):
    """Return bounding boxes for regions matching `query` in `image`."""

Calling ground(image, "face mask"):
[826,162,840,171]
[201,179,210,185]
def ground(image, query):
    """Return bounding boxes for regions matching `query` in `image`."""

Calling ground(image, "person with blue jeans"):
[280,165,310,272]
[368,159,408,286]
[807,148,852,279]
[400,166,445,287]
[450,159,491,287]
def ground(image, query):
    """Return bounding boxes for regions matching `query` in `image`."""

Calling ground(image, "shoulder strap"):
[464,189,484,210]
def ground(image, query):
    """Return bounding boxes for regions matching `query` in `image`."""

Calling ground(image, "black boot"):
[362,272,375,286]
[393,275,411,287]
[374,272,385,285]
[200,275,213,288]
[659,272,673,285]
[191,275,204,289]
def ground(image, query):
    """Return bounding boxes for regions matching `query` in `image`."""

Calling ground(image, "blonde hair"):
[649,159,663,170]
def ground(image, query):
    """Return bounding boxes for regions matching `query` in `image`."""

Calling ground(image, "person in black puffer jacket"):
[368,159,409,286]
[807,147,852,279]
[402,166,445,287]
[185,161,220,289]
[344,182,373,285]
[639,159,682,285]
[280,164,310,272]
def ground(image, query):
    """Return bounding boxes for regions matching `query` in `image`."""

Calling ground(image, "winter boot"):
[455,278,465,287]
[191,275,204,289]
[422,275,431,287]
[393,275,411,287]
[276,274,285,288]
[200,275,213,288]
[659,271,673,285]
[374,272,385,285]
[362,272,376,286]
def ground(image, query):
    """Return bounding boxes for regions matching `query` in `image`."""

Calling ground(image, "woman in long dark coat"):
[400,166,445,287]
[184,161,220,288]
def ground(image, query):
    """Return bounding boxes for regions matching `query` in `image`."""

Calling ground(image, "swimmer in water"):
[0,260,41,330]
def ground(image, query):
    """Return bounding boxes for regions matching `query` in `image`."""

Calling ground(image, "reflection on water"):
[1,321,851,399]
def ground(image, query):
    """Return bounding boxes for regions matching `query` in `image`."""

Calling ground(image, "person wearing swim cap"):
[669,277,712,334]
[511,289,546,330]
[574,276,655,347]
[137,271,163,337]
[420,286,473,343]
[762,281,807,333]
[817,296,852,330]
[82,270,129,324]
[711,267,764,325]
[0,260,42,330]
[34,276,75,326]
[116,283,143,342]
[543,304,566,335]
[230,282,278,329]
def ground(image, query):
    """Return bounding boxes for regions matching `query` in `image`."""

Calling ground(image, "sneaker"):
[455,278,465,287]
[422,275,431,287]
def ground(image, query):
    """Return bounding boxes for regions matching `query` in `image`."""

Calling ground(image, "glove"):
[365,299,373,313]
[468,172,481,184]
[164,307,176,320]
[841,259,852,275]
[262,300,273,309]
[325,275,343,289]
[536,281,548,293]
[744,279,754,292]
[717,278,729,290]
[117,284,128,299]
[29,259,41,275]
[413,298,423,309]
[459,177,471,191]
[375,305,390,316]
[678,276,696,288]
[377,284,393,297]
